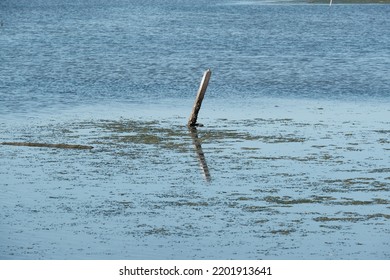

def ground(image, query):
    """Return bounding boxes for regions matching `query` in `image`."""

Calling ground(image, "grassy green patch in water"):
[314,213,390,223]
[264,195,336,205]
[270,229,296,235]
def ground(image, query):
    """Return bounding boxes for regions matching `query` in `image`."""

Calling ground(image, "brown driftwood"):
[1,142,93,150]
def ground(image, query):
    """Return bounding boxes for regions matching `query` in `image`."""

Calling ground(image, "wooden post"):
[188,69,211,127]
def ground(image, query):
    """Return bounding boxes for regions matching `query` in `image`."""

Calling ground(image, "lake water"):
[0,0,389,259]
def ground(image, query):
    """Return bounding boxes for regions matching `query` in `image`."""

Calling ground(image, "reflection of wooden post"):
[188,69,211,127]
[189,127,211,182]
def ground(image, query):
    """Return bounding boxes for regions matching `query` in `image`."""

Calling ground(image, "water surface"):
[0,0,389,259]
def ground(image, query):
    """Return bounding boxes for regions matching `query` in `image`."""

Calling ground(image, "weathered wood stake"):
[188,69,211,127]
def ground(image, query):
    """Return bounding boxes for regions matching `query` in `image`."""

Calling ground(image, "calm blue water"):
[1,0,389,117]
[1,0,390,260]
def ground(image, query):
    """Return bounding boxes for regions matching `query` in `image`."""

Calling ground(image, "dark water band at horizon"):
[0,1,389,118]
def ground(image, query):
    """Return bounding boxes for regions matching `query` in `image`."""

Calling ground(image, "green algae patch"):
[270,229,296,235]
[264,195,336,205]
[145,227,171,236]
[314,213,390,223]
[93,119,270,149]
[332,198,389,206]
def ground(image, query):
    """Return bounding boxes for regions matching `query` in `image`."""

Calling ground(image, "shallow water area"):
[1,98,389,259]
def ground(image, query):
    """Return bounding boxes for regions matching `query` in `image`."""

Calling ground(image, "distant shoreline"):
[305,0,390,3]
